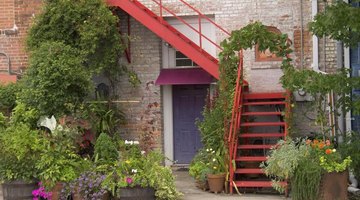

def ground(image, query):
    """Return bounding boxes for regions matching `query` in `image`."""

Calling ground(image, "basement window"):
[175,51,198,67]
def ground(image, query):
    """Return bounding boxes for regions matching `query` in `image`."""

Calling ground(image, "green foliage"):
[9,102,39,127]
[101,144,181,200]
[189,149,211,181]
[291,157,322,200]
[81,103,125,137]
[27,0,123,74]
[0,83,21,115]
[339,133,360,179]
[310,1,360,47]
[261,140,307,181]
[94,133,119,164]
[19,42,92,117]
[0,113,7,129]
[0,123,42,182]
[36,126,90,189]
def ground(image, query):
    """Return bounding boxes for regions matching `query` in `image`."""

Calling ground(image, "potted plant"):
[262,138,351,200]
[204,148,226,194]
[0,123,41,199]
[101,141,182,200]
[35,124,90,200]
[189,149,211,190]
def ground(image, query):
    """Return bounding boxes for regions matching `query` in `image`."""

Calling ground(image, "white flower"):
[212,158,216,162]
[332,149,336,152]
[125,140,131,144]
[131,169,137,173]
[212,151,215,154]
[206,149,209,152]
[210,148,213,151]
[133,141,139,145]
[141,151,146,155]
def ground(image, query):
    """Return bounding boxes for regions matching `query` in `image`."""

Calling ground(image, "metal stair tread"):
[241,122,285,127]
[244,92,286,100]
[239,133,284,138]
[243,101,285,106]
[234,181,287,188]
[235,156,267,162]
[238,144,274,149]
[235,168,264,174]
[242,111,283,116]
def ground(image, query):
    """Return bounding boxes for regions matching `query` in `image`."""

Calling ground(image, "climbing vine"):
[21,0,127,117]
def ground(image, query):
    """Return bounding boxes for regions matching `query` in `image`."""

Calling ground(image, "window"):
[175,51,198,67]
[255,26,283,62]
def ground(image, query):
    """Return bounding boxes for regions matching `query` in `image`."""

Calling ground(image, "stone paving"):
[173,170,289,200]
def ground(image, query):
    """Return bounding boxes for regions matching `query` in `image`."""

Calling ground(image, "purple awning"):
[155,68,214,85]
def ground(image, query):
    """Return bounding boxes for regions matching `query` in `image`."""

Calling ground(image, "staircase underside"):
[107,0,219,79]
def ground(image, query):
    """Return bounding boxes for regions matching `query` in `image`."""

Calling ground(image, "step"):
[238,144,273,149]
[236,156,267,162]
[243,101,285,106]
[241,122,285,127]
[244,92,286,100]
[235,168,264,174]
[242,111,283,116]
[234,181,287,188]
[239,133,284,138]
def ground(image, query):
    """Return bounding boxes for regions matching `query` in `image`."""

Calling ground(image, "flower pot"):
[114,187,155,200]
[207,173,225,194]
[319,170,348,200]
[195,180,209,191]
[2,181,37,200]
[51,182,63,200]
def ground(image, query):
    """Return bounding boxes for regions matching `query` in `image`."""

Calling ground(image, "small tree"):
[19,42,92,117]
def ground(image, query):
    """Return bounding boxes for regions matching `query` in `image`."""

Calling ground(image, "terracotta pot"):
[51,182,63,200]
[195,180,209,191]
[319,170,348,200]
[207,173,225,193]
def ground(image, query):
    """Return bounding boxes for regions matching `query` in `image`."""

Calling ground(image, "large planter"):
[51,182,63,200]
[207,173,225,194]
[319,170,348,200]
[113,187,155,200]
[2,181,37,200]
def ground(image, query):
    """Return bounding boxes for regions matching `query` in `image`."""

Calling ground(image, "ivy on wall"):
[21,0,126,117]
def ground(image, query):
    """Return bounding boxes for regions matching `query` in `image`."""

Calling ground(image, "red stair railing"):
[228,50,244,194]
[138,0,230,52]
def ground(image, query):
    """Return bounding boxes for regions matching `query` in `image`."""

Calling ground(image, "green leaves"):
[27,0,123,73]
[19,42,92,117]
[310,1,360,47]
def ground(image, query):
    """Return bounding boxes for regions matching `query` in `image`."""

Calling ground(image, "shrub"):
[94,133,119,164]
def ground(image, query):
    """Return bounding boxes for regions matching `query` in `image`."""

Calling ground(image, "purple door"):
[173,85,208,164]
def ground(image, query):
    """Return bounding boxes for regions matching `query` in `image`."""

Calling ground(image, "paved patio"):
[174,170,289,200]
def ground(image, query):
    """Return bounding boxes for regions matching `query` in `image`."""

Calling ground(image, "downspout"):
[311,0,321,73]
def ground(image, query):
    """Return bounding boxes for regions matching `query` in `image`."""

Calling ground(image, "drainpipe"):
[311,0,324,74]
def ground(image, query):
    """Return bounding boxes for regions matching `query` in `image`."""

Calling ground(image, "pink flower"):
[126,177,133,185]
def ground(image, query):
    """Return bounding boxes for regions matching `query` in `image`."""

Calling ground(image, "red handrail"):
[228,50,244,194]
[139,0,230,52]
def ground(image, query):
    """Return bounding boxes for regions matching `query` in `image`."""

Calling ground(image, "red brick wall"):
[0,0,42,74]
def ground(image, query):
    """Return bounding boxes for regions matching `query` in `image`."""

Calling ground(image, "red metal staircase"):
[107,0,289,194]
[107,0,231,79]
[228,53,290,194]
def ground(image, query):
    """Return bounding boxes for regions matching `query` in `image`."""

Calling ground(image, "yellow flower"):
[125,160,131,164]
[213,166,217,169]
[332,149,336,153]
